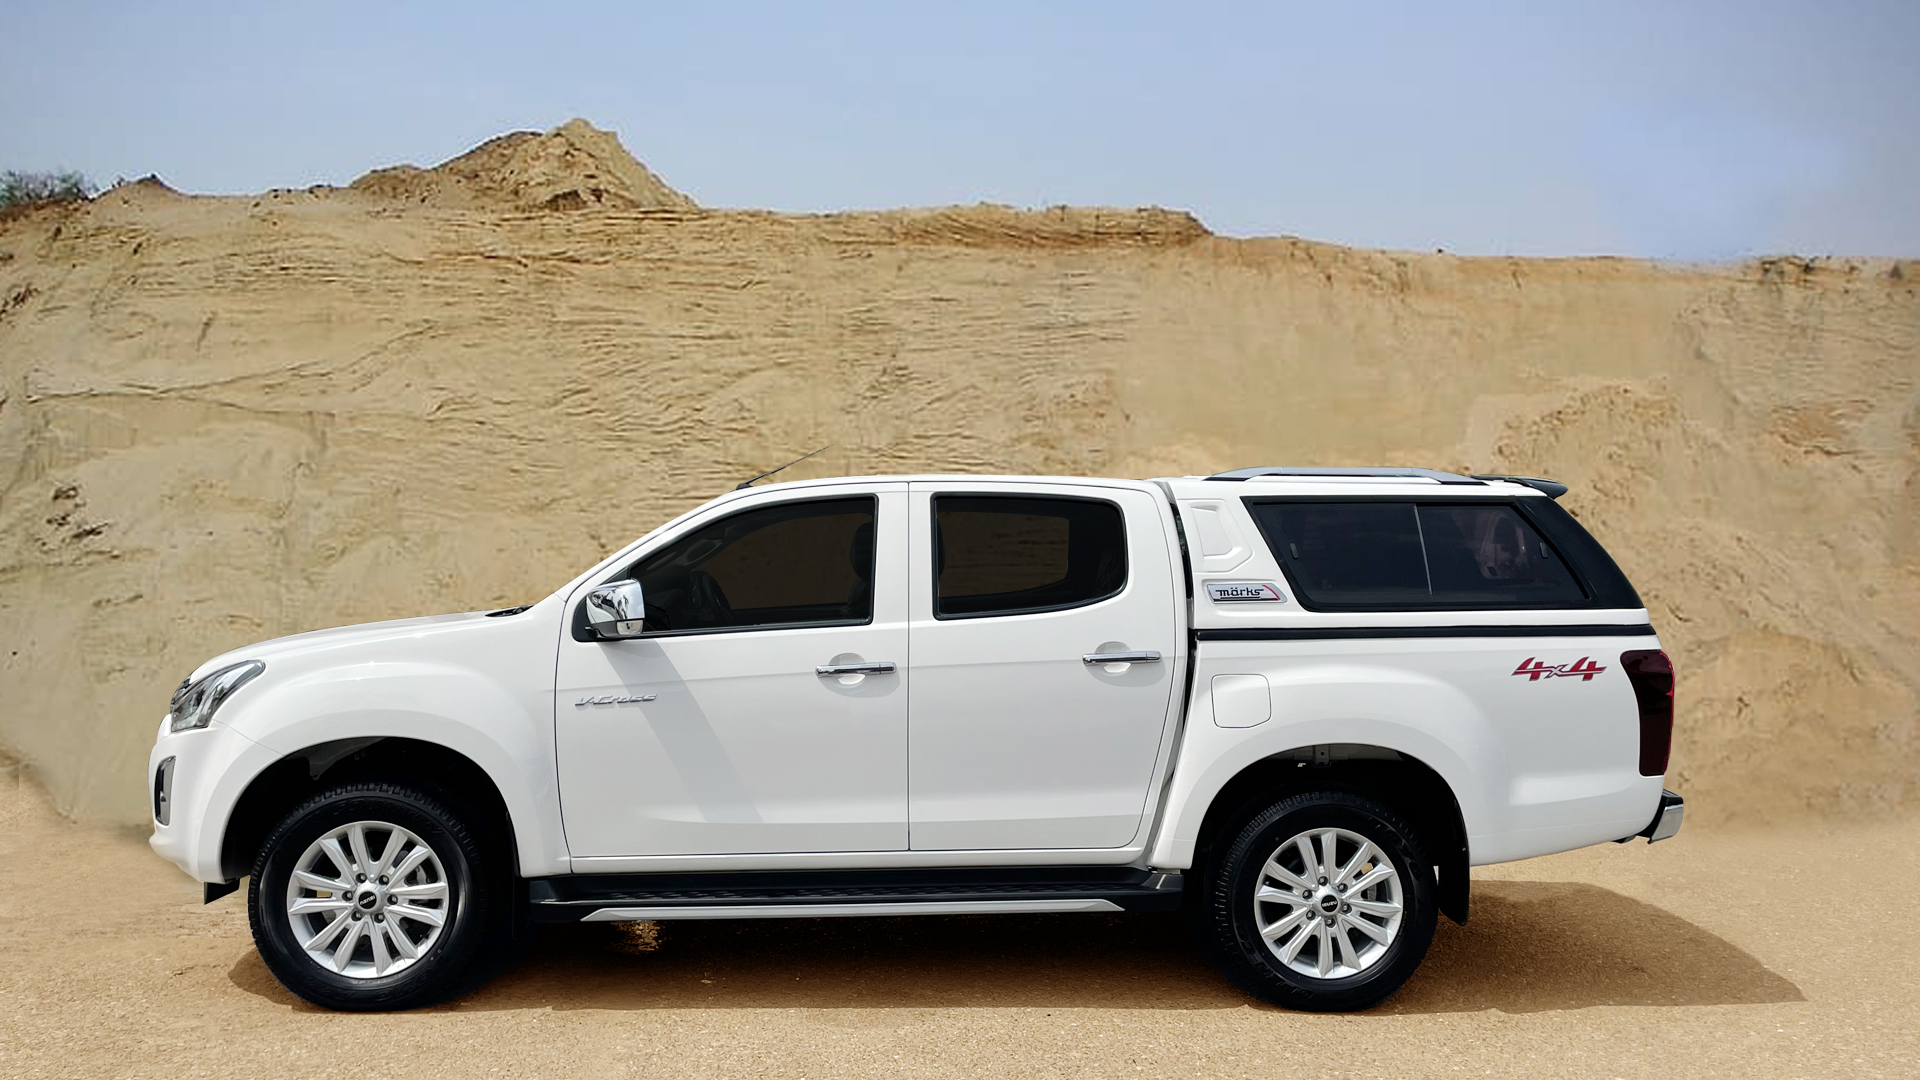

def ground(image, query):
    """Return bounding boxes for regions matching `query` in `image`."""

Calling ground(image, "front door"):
[556,485,909,857]
[906,482,1181,850]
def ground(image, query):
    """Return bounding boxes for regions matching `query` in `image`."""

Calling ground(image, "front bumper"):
[147,715,270,883]
[1616,789,1684,844]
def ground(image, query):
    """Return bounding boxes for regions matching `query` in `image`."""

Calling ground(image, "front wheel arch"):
[221,737,516,883]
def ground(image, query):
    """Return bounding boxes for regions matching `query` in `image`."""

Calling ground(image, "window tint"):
[934,496,1127,618]
[628,497,875,632]
[1248,501,1586,610]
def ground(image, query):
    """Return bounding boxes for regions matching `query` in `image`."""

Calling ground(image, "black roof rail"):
[1469,474,1569,499]
[1206,466,1487,485]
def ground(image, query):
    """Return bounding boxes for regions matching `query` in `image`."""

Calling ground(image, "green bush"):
[1,170,95,210]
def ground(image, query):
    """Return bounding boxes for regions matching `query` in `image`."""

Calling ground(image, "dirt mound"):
[0,124,1916,831]
[350,118,696,212]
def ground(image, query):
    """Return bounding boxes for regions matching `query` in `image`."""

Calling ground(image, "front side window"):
[627,496,875,633]
[934,495,1127,618]
[1248,500,1586,610]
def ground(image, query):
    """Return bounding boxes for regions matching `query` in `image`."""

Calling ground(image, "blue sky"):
[3,1,1914,259]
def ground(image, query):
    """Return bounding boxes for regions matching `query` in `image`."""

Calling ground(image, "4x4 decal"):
[1512,656,1606,681]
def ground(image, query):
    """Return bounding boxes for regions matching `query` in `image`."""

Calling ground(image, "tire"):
[1193,790,1437,1012]
[248,782,503,1011]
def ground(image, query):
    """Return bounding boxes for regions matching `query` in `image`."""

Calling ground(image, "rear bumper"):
[1616,789,1684,844]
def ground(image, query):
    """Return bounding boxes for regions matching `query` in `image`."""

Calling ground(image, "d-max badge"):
[1206,581,1287,603]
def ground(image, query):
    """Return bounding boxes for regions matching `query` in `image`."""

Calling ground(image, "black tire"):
[248,782,503,1011]
[1193,790,1437,1012]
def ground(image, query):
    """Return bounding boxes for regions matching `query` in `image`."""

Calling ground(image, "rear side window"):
[1248,500,1586,610]
[934,495,1127,618]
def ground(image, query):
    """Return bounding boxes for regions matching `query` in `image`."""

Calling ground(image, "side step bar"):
[528,866,1186,923]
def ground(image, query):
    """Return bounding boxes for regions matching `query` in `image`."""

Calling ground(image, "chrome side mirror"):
[585,581,647,640]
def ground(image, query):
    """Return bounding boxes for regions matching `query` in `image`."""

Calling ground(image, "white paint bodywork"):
[149,472,1668,887]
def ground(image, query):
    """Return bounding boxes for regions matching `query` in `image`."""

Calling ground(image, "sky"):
[3,1,1915,260]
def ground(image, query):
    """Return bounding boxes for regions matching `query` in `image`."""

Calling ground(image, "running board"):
[528,866,1185,923]
[582,899,1122,921]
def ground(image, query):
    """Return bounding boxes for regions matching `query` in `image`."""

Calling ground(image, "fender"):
[1148,661,1499,868]
[209,660,568,878]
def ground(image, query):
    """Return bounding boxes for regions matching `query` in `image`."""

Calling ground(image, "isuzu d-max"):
[148,467,1681,1012]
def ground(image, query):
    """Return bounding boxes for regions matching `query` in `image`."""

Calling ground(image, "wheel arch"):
[1187,746,1472,925]
[219,737,518,882]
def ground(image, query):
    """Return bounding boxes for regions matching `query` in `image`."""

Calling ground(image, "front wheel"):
[249,782,501,1011]
[1194,790,1438,1012]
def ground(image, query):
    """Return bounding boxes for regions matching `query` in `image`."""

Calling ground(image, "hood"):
[186,609,511,683]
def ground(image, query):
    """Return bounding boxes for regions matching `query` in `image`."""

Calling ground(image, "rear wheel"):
[249,782,503,1011]
[1195,790,1437,1012]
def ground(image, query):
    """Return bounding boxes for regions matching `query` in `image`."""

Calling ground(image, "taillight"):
[1620,649,1674,776]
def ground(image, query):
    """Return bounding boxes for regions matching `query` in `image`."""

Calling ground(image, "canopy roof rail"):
[1206,466,1487,485]
[1469,474,1569,499]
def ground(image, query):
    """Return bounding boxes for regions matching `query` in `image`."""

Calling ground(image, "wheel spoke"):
[390,903,445,929]
[1279,919,1316,964]
[368,920,393,975]
[347,824,375,878]
[330,918,365,972]
[1319,831,1340,885]
[1260,906,1313,942]
[389,845,432,882]
[372,829,401,877]
[1314,922,1334,977]
[1261,859,1313,893]
[1335,841,1375,887]
[306,909,354,952]
[1348,864,1395,893]
[390,882,448,902]
[1343,912,1394,945]
[387,921,422,960]
[319,838,354,880]
[289,897,351,918]
[1345,896,1400,917]
[1293,836,1319,882]
[1333,923,1362,970]
[292,869,347,894]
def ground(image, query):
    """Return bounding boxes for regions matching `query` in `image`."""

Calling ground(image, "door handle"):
[1083,651,1162,665]
[816,661,897,677]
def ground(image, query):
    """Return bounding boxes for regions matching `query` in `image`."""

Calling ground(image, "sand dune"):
[0,119,1914,828]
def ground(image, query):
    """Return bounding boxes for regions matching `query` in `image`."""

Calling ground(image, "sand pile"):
[0,122,1915,831]
[349,117,697,212]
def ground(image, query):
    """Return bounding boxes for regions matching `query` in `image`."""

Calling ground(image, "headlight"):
[168,660,265,732]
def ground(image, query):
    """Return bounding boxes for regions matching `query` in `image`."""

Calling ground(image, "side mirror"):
[585,581,647,640]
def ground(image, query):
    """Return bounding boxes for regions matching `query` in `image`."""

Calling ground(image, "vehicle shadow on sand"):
[227,881,1801,1014]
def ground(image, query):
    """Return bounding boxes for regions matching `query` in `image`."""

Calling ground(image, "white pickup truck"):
[148,466,1681,1012]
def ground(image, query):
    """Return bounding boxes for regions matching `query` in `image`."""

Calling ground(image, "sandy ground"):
[2,764,1913,1080]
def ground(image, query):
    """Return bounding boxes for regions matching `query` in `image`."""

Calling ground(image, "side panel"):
[1150,633,1668,869]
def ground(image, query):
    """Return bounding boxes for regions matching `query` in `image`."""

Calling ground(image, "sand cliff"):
[1,120,1914,828]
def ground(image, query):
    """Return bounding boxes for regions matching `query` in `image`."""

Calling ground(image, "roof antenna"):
[735,443,837,490]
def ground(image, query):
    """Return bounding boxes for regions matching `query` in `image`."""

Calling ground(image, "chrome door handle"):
[1083,651,1162,665]
[816,661,897,677]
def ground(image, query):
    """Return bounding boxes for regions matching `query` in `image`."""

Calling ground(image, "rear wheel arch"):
[221,737,516,883]
[1191,746,1471,925]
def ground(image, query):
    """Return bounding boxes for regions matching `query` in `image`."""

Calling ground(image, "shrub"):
[0,170,95,210]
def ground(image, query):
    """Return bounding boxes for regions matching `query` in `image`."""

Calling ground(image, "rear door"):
[905,481,1181,850]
